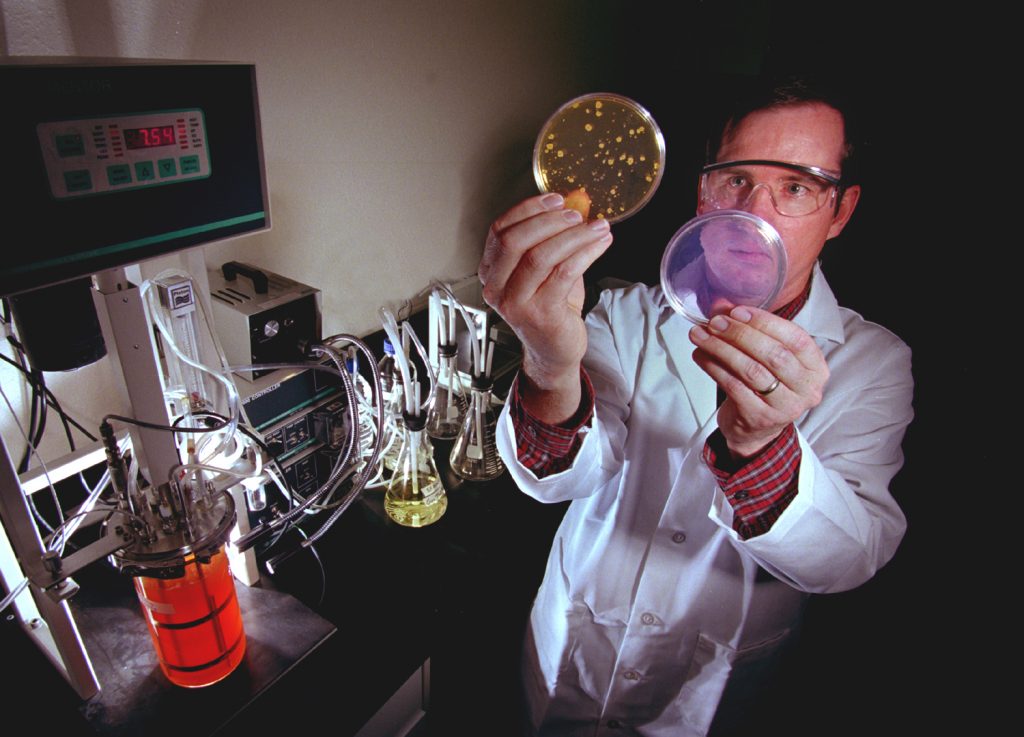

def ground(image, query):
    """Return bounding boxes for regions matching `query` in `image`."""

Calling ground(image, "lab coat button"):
[623,669,640,681]
[641,612,656,625]
[671,531,686,543]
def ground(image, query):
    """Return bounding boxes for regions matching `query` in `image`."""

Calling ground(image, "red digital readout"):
[123,125,176,150]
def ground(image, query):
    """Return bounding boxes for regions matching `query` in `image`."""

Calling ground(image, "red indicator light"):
[123,125,177,150]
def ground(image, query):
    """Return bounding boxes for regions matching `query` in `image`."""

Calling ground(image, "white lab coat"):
[497,265,913,737]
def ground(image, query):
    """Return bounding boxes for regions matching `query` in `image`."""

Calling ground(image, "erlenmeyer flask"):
[449,375,505,481]
[384,413,448,527]
[426,343,468,439]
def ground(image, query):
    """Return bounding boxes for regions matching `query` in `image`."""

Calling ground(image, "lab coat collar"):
[793,262,846,345]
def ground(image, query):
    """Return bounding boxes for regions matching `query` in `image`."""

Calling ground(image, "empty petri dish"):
[660,210,787,325]
[533,93,665,223]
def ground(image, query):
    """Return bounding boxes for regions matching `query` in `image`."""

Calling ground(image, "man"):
[478,80,913,736]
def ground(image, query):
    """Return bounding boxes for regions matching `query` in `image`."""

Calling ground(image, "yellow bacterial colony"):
[536,95,663,222]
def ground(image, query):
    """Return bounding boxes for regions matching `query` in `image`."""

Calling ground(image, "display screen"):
[2,64,268,298]
[123,125,176,150]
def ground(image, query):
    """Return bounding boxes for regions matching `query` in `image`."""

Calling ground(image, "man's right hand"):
[478,193,613,423]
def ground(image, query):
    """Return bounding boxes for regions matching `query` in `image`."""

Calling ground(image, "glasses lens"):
[702,164,835,216]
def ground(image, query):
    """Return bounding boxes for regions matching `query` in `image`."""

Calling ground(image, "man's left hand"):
[689,305,828,460]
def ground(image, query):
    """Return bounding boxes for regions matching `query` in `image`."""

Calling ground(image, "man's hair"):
[705,74,862,185]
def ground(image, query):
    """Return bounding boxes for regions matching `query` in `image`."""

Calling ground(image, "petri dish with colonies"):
[533,93,665,223]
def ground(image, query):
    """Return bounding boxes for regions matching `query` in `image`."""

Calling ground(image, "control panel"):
[36,109,211,199]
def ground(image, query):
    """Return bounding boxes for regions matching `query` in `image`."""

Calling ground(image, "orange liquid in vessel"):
[134,546,246,687]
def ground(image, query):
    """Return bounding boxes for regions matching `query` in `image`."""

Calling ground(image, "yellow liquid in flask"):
[384,475,447,528]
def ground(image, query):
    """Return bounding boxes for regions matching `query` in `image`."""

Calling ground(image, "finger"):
[689,321,789,398]
[480,208,587,301]
[691,347,795,418]
[504,218,612,310]
[699,313,826,398]
[534,226,614,310]
[493,193,567,233]
[726,305,828,374]
[480,193,567,284]
[707,296,736,319]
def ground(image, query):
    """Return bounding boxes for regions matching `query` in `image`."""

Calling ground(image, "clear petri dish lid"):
[660,210,788,325]
[533,92,665,223]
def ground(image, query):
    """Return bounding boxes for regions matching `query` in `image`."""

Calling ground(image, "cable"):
[0,382,65,536]
[21,368,43,474]
[101,411,230,435]
[26,487,55,536]
[0,352,96,442]
[312,344,359,495]
[188,412,282,473]
[301,335,385,546]
[9,337,39,474]
[236,337,385,555]
[51,469,114,555]
[291,526,327,608]
[242,344,358,523]
[0,471,119,613]
[45,505,117,556]
[0,578,29,614]
[192,359,360,553]
[6,354,91,538]
[260,463,300,550]
[0,328,53,473]
[186,412,300,533]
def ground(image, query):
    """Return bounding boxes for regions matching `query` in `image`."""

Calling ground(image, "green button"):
[55,134,85,158]
[157,158,177,178]
[64,170,92,192]
[106,165,132,186]
[180,155,200,174]
[135,161,155,181]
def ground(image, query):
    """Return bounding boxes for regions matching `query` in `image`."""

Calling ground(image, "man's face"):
[698,102,861,308]
[699,216,778,303]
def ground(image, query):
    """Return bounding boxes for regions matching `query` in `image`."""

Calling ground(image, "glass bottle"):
[384,413,447,527]
[449,375,505,481]
[377,338,401,399]
[426,342,468,440]
[134,546,246,687]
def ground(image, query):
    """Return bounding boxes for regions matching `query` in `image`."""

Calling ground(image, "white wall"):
[1,0,604,464]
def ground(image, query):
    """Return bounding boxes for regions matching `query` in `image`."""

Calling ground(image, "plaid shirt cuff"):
[509,368,595,478]
[703,424,801,540]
